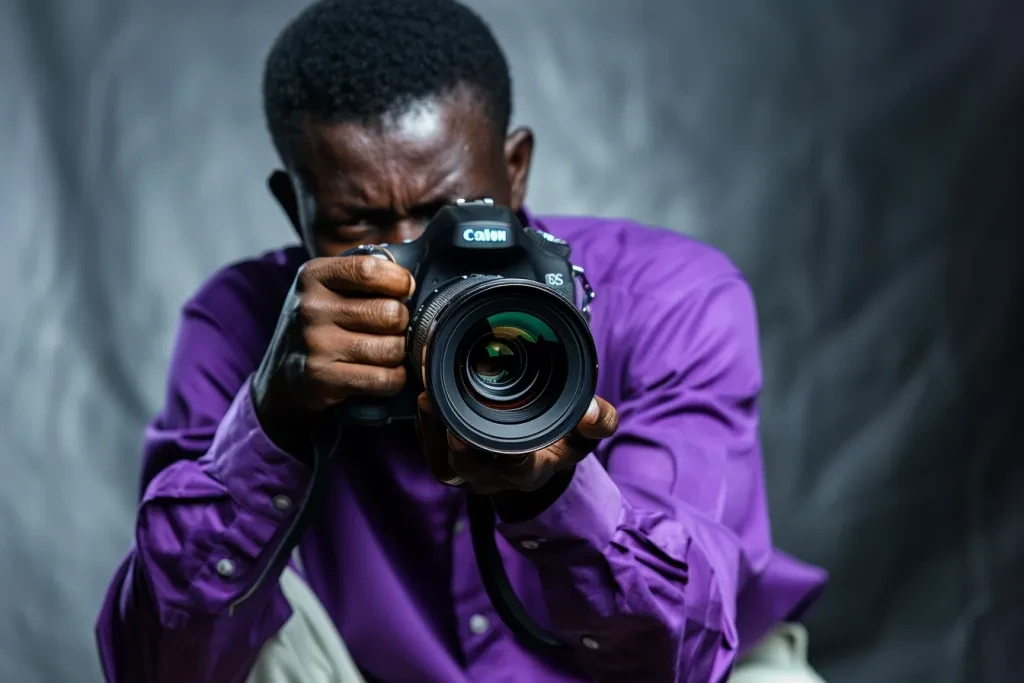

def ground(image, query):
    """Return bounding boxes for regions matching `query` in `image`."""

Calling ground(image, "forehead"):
[293,94,502,202]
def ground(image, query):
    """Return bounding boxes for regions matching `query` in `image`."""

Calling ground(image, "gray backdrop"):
[1,0,1021,681]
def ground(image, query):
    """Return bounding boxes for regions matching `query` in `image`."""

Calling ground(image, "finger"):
[447,437,543,491]
[416,393,462,485]
[448,449,509,492]
[305,358,406,401]
[446,436,492,480]
[574,395,619,441]
[301,295,409,334]
[539,396,618,466]
[306,326,405,367]
[302,256,415,299]
[467,439,537,481]
[491,450,547,491]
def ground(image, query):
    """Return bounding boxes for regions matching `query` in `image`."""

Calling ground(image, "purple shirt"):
[96,214,826,683]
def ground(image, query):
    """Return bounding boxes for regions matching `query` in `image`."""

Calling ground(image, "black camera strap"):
[231,424,571,655]
[227,421,337,616]
[467,493,571,652]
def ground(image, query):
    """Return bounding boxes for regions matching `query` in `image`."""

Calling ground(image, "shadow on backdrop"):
[0,0,1021,681]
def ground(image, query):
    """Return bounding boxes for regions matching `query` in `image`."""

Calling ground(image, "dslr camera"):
[337,198,598,456]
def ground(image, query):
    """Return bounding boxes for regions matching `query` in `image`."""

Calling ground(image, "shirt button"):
[520,539,541,550]
[215,558,236,577]
[581,636,600,651]
[468,614,490,635]
[453,519,467,535]
[272,494,292,512]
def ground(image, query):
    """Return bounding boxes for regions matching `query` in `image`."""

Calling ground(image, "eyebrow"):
[330,198,455,222]
[329,182,482,218]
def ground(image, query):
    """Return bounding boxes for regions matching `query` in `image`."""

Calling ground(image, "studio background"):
[1,1,1021,681]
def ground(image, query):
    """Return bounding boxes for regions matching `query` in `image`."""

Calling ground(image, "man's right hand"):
[251,254,416,450]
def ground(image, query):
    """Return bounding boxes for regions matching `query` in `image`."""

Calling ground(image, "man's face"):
[270,88,533,258]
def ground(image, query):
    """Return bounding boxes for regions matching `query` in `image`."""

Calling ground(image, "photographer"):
[96,1,827,681]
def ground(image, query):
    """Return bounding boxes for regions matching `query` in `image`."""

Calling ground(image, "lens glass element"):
[462,312,562,413]
[467,340,521,387]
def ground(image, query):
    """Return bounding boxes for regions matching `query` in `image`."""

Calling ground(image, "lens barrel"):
[408,276,598,455]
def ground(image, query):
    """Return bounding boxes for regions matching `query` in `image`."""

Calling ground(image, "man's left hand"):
[416,392,618,495]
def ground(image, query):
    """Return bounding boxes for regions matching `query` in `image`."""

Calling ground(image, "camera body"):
[336,199,596,453]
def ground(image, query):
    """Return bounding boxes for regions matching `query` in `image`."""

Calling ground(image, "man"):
[96,1,828,681]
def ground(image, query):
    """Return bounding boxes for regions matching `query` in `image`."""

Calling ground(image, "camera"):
[336,198,598,456]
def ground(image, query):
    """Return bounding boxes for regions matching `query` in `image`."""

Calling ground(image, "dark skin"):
[257,87,618,500]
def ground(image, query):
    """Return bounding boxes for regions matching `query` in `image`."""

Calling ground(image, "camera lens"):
[463,312,559,410]
[408,276,597,455]
[467,338,524,392]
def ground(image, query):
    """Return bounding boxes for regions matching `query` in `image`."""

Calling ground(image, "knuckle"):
[549,439,578,464]
[296,260,321,289]
[296,294,320,324]
[301,324,330,355]
[370,368,392,391]
[379,299,408,331]
[303,355,329,384]
[381,298,405,324]
[334,298,361,326]
[368,336,402,367]
[344,333,374,362]
[387,334,406,361]
[356,255,379,281]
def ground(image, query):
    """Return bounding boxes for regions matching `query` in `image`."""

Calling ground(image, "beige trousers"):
[246,567,826,683]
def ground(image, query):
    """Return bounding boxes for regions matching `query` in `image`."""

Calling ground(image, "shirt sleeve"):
[496,275,827,683]
[95,299,319,683]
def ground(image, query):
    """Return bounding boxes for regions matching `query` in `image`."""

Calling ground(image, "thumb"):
[575,395,618,440]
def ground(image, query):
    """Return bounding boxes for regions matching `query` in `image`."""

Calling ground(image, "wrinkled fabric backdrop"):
[1,0,1022,681]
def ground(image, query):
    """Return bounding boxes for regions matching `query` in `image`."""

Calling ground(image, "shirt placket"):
[449,496,506,673]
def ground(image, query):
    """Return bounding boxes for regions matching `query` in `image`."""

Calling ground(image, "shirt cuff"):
[206,378,313,521]
[496,454,623,562]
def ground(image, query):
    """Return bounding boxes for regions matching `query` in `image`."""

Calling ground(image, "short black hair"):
[262,0,512,164]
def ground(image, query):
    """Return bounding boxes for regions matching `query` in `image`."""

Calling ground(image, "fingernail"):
[585,397,599,423]
[407,275,416,298]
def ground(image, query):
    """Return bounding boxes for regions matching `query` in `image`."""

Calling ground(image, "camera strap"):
[467,493,571,652]
[231,421,570,654]
[228,420,338,616]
